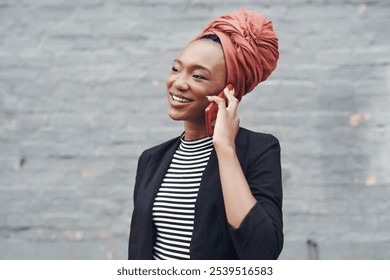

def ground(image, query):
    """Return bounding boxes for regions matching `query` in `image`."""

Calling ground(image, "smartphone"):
[205,84,234,137]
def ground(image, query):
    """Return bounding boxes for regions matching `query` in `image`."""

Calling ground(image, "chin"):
[168,111,184,121]
[169,116,182,121]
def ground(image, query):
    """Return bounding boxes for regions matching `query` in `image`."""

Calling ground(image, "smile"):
[171,93,193,103]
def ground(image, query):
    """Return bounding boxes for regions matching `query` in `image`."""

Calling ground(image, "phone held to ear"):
[205,84,234,137]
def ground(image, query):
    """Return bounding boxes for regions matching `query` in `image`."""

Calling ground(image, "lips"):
[170,93,193,103]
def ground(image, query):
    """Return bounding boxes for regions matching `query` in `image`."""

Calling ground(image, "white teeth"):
[172,94,192,103]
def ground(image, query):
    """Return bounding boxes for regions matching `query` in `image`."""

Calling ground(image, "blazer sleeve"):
[228,134,283,259]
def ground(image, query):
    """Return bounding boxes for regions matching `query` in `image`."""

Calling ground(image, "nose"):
[172,73,190,91]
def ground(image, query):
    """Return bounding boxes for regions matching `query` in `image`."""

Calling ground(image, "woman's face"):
[166,39,226,124]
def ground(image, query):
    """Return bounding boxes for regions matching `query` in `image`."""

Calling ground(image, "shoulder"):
[138,134,182,161]
[236,127,280,149]
[236,127,281,172]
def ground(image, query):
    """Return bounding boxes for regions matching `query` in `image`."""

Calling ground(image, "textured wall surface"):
[1,0,389,260]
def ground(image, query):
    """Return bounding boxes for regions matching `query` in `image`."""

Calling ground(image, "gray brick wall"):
[1,0,389,259]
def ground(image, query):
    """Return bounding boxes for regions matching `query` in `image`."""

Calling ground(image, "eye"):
[193,73,205,80]
[171,66,179,73]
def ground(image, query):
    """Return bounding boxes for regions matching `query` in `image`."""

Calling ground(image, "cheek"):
[166,74,174,88]
[196,96,211,112]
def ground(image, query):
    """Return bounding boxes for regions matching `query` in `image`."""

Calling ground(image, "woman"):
[128,8,283,260]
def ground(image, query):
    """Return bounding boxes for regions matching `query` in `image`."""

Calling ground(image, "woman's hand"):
[207,87,256,229]
[206,86,240,151]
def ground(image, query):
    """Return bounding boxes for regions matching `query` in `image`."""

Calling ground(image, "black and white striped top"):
[152,136,214,260]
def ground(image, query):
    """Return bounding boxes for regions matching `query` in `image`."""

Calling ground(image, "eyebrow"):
[173,59,212,75]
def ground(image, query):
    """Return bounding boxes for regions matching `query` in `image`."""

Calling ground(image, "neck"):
[183,120,208,141]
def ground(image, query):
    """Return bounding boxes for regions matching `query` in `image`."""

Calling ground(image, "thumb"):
[206,95,226,110]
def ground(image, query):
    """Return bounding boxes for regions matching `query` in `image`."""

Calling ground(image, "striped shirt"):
[152,136,214,260]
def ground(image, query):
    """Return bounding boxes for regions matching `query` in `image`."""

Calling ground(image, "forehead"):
[176,39,225,68]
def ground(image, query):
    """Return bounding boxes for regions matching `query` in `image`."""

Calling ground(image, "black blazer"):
[128,127,283,259]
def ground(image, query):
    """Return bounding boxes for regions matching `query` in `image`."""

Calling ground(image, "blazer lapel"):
[135,137,181,259]
[190,148,227,258]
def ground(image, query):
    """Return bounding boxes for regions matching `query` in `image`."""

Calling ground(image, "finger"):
[223,87,239,111]
[206,95,226,110]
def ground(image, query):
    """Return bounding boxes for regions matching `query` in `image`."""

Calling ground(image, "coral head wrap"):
[193,8,279,100]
